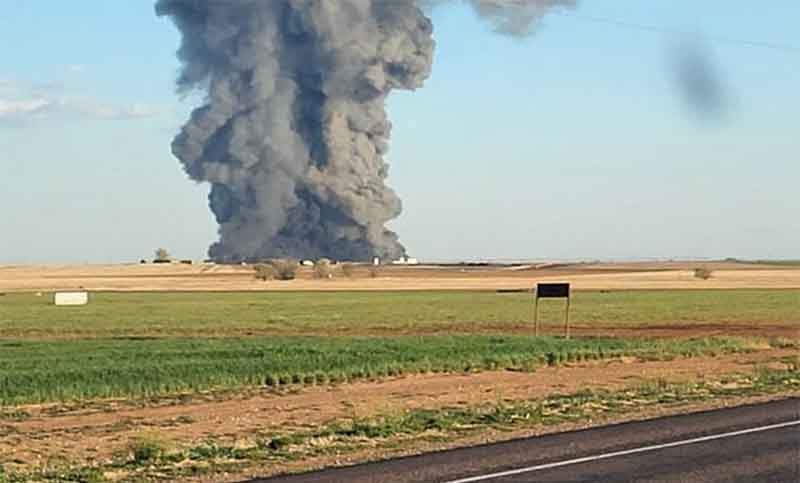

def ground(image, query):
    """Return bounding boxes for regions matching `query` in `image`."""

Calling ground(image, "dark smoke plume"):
[156,1,574,262]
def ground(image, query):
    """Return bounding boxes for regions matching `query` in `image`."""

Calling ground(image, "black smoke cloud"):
[156,1,574,262]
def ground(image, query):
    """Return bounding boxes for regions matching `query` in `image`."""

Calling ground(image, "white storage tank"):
[54,292,89,306]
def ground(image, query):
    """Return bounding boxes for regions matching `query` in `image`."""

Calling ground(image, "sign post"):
[533,283,571,338]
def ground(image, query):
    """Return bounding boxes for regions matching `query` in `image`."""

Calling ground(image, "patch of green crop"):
[0,467,107,483]
[0,409,30,422]
[0,335,752,404]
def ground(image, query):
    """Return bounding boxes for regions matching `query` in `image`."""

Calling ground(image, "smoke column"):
[156,0,574,262]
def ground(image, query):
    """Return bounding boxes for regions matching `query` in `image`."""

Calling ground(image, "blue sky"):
[2,1,798,263]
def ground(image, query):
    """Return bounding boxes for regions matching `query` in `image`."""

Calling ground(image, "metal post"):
[533,292,539,337]
[564,296,571,339]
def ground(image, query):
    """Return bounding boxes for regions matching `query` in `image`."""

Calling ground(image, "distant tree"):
[313,258,334,279]
[693,267,713,280]
[154,248,171,263]
[340,263,355,278]
[254,263,276,281]
[271,259,299,281]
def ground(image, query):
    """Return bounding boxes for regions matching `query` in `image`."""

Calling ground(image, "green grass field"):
[1,290,797,405]
[0,336,753,404]
[1,290,797,338]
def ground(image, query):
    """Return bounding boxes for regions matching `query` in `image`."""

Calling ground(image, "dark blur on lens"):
[671,38,730,121]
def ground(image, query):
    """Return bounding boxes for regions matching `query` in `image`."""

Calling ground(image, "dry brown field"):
[2,260,800,293]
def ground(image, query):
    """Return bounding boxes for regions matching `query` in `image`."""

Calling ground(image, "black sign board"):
[536,283,570,298]
[533,282,572,338]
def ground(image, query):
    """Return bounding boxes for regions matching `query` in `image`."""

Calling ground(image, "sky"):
[1,0,798,263]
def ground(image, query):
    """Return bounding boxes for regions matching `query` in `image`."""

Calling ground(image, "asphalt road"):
[251,398,799,483]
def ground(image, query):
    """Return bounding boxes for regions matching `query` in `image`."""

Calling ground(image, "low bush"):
[130,435,170,464]
[340,262,355,278]
[271,259,299,281]
[693,267,713,280]
[313,258,333,279]
[254,263,276,281]
[154,248,171,263]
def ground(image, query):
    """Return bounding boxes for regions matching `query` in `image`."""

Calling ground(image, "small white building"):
[392,256,420,265]
[54,292,89,306]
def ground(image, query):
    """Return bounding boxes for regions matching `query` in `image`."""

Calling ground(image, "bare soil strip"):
[355,323,800,340]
